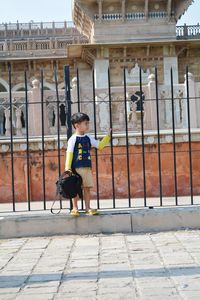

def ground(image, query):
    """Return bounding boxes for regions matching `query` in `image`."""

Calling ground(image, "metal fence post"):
[64,65,72,139]
[64,65,73,211]
[8,62,15,212]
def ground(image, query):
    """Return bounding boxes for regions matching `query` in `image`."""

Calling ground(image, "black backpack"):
[51,170,83,214]
[56,171,83,199]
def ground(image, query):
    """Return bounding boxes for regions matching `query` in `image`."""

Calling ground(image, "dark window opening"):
[131,91,145,112]
[21,111,25,128]
[60,104,66,126]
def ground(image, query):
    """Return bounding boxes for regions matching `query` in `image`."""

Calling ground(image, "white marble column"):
[163,57,179,85]
[184,72,197,128]
[167,0,172,20]
[121,0,126,20]
[94,59,110,132]
[15,107,23,136]
[5,109,11,137]
[98,0,103,21]
[145,0,149,20]
[147,74,157,130]
[29,79,49,136]
[71,77,79,115]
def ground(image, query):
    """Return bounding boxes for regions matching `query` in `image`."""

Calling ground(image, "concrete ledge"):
[131,206,200,233]
[0,206,200,239]
[0,212,132,239]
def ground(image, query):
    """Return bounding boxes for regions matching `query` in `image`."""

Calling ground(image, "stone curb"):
[0,206,200,238]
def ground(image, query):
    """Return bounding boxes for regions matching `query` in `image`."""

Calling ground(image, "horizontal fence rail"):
[0,64,200,213]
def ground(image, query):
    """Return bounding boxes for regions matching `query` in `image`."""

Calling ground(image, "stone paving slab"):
[1,231,200,299]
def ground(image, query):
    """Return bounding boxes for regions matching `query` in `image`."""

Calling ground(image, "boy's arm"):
[65,152,73,171]
[89,129,112,151]
[65,135,76,171]
[98,134,110,150]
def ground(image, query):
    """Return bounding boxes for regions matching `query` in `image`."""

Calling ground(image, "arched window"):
[0,83,7,92]
[12,83,31,92]
[17,88,26,92]
[0,79,9,92]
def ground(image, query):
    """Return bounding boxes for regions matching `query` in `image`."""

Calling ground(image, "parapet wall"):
[0,133,200,203]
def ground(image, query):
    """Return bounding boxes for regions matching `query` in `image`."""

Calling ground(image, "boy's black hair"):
[71,112,90,128]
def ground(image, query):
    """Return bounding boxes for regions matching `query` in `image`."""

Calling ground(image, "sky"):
[0,0,199,25]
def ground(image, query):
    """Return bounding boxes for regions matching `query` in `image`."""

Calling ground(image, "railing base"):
[0,205,200,239]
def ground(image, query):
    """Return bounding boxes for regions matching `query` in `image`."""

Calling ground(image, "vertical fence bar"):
[139,67,147,207]
[123,68,131,207]
[155,67,163,206]
[64,65,73,210]
[77,68,81,112]
[24,70,31,210]
[92,69,100,209]
[170,68,178,205]
[64,65,72,140]
[54,64,62,209]
[76,68,84,210]
[41,69,46,210]
[108,68,115,208]
[8,63,15,212]
[185,65,194,205]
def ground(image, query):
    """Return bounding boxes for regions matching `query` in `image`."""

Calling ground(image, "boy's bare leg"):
[72,196,79,211]
[83,187,91,211]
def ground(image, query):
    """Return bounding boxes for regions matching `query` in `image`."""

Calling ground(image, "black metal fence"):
[0,64,199,213]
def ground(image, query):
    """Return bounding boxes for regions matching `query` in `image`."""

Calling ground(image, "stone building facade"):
[1,0,200,204]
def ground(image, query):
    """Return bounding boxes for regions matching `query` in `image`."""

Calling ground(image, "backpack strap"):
[51,171,73,215]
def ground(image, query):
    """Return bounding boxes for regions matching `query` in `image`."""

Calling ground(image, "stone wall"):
[0,43,199,92]
[178,48,200,83]
[1,135,200,203]
[0,59,76,91]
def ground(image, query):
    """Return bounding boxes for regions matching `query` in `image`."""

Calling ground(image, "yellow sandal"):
[85,209,99,215]
[70,209,80,217]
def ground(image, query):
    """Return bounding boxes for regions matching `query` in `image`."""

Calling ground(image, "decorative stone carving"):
[95,93,109,131]
[113,138,119,146]
[147,136,155,144]
[4,109,10,137]
[148,74,155,83]
[125,64,150,85]
[32,79,40,89]
[15,107,23,136]
[127,89,146,131]
[160,90,171,129]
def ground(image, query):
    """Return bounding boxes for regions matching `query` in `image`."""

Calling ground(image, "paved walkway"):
[0,231,200,300]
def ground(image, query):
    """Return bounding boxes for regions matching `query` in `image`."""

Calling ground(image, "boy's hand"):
[63,169,72,178]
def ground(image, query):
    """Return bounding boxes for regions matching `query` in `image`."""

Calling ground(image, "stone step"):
[0,206,200,239]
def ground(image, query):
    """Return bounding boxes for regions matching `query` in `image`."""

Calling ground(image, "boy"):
[65,112,111,216]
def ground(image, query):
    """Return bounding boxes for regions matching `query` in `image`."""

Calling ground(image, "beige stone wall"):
[0,59,76,90]
[0,41,200,91]
[109,46,164,86]
[126,1,144,12]
[178,48,200,83]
